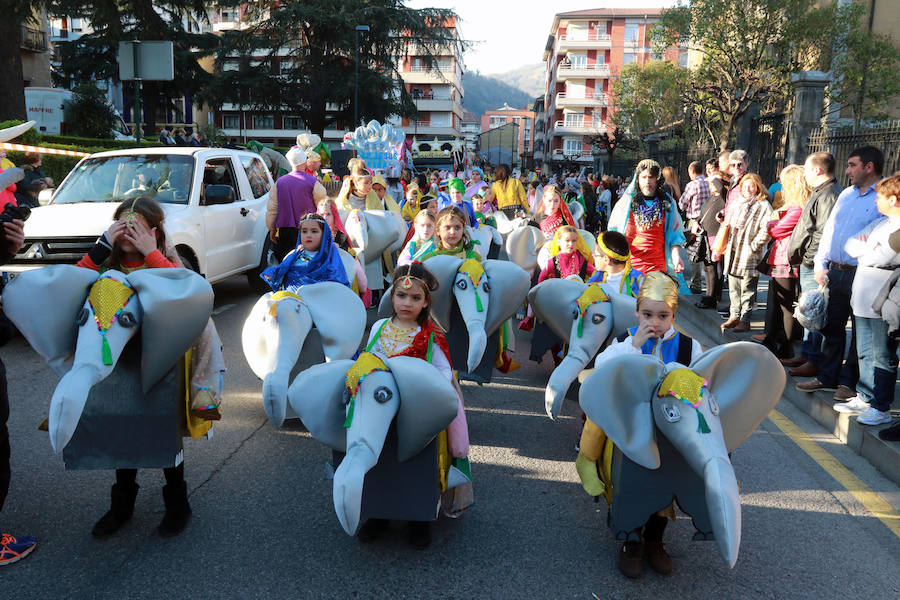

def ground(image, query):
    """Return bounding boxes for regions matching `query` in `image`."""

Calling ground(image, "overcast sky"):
[406,0,677,74]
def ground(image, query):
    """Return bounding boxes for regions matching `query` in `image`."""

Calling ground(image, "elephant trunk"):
[465,325,488,373]
[703,456,742,568]
[545,343,592,419]
[49,363,103,453]
[332,442,379,536]
[261,305,312,427]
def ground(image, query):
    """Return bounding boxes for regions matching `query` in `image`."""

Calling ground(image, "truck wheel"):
[247,237,276,293]
[177,249,200,274]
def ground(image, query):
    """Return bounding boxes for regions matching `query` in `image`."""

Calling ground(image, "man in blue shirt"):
[796,146,885,394]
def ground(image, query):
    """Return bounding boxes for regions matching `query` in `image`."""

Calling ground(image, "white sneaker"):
[857,406,893,426]
[833,396,870,414]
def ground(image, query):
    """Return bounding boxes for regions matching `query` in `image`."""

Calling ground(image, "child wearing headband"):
[260,213,350,292]
[581,271,702,578]
[588,230,644,297]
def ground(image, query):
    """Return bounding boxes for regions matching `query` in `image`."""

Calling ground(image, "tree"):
[49,1,219,133]
[0,0,43,120]
[203,0,463,136]
[828,1,900,127]
[653,0,835,150]
[62,83,117,137]
[610,61,688,152]
[590,125,635,172]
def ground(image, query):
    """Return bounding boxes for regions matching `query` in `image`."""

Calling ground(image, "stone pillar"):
[787,71,831,165]
[735,102,760,152]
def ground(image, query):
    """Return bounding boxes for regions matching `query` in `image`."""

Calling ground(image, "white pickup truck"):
[2,147,275,291]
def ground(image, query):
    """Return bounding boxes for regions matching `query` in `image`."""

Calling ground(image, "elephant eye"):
[572,308,579,320]
[456,279,468,290]
[117,312,137,327]
[373,386,392,404]
[76,307,89,326]
[591,314,605,325]
[708,394,719,416]
[482,281,491,293]
[662,403,681,423]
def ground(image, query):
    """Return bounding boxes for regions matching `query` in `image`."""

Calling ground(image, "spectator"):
[754,165,809,358]
[783,152,841,377]
[693,176,727,309]
[725,149,750,211]
[173,129,188,146]
[158,128,172,146]
[598,176,613,222]
[579,181,600,233]
[796,146,884,395]
[0,216,34,565]
[188,133,201,147]
[485,163,527,219]
[718,150,732,183]
[16,152,53,209]
[831,172,900,425]
[680,161,710,294]
[705,158,720,181]
[720,173,772,333]
[661,166,682,206]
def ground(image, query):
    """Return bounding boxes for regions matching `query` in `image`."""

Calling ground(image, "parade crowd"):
[0,130,897,581]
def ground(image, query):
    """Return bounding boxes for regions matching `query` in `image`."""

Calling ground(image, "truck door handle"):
[240,208,249,216]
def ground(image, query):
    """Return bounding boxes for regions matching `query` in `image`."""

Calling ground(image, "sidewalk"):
[676,278,900,487]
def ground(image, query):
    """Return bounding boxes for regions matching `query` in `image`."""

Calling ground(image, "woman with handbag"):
[692,178,727,309]
[720,173,773,332]
[754,165,809,357]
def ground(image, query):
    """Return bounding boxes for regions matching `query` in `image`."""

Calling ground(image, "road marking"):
[212,303,236,315]
[767,409,900,539]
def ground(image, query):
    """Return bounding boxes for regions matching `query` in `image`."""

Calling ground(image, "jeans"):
[818,267,859,388]
[728,273,759,321]
[689,260,703,289]
[799,266,823,365]
[855,316,898,412]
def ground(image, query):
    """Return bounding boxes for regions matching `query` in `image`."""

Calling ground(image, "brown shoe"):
[751,333,767,342]
[618,541,644,579]
[795,378,837,392]
[731,321,751,333]
[780,356,807,367]
[834,385,857,401]
[721,318,739,329]
[788,362,820,378]
[645,541,673,575]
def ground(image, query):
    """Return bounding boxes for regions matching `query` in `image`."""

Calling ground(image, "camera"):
[0,203,31,226]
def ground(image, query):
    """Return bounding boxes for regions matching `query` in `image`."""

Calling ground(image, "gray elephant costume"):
[578,342,785,569]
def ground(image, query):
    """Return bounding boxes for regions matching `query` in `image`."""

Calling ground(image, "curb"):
[676,287,900,487]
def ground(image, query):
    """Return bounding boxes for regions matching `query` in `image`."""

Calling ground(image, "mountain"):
[462,71,535,120]
[492,63,546,98]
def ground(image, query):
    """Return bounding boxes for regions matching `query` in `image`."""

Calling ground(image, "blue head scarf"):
[261,216,350,291]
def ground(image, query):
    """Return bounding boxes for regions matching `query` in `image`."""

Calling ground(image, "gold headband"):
[597,236,629,262]
[638,271,678,310]
[397,274,429,290]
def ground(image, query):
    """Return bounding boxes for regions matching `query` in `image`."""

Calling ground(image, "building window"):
[623,53,636,65]
[678,50,689,68]
[252,115,274,129]
[283,116,304,130]
[489,116,505,129]
[222,115,240,129]
[569,54,587,68]
[223,60,239,72]
[564,139,581,154]
[625,23,639,42]
[564,113,584,127]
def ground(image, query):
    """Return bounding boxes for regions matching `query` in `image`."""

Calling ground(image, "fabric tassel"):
[695,409,711,434]
[343,396,355,428]
[101,335,113,366]
[577,316,584,338]
[474,290,484,312]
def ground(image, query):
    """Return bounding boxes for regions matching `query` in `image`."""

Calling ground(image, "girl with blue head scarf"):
[261,214,350,292]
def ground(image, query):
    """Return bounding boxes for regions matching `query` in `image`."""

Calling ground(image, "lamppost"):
[354,25,370,128]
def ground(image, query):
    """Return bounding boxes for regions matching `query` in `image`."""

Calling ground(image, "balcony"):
[401,65,463,90]
[20,26,48,53]
[556,62,610,80]
[558,32,611,51]
[551,149,593,158]
[556,91,609,108]
[552,120,606,136]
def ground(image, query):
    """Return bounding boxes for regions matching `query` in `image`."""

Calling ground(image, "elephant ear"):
[377,286,393,319]
[579,354,666,469]
[296,282,366,359]
[505,225,544,271]
[383,356,459,462]
[598,284,639,345]
[289,359,355,452]
[363,210,402,256]
[336,249,359,288]
[0,168,24,191]
[691,341,786,452]
[527,278,586,339]
[483,259,530,335]
[421,255,464,330]
[578,229,596,252]
[0,120,35,142]
[127,268,214,392]
[3,265,99,375]
[468,226,491,257]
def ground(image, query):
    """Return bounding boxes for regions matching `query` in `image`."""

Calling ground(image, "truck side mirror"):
[203,184,235,206]
[38,188,54,206]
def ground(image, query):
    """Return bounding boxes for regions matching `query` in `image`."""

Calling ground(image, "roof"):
[87,147,258,159]
[556,7,664,18]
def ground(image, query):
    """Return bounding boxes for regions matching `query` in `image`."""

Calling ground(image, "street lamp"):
[354,25,370,129]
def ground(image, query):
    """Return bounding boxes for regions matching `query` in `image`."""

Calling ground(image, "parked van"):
[24,87,133,140]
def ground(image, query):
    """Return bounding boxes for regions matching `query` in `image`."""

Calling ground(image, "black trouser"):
[273,227,299,262]
[763,277,797,358]
[0,360,9,512]
[115,463,184,487]
[703,260,723,302]
[499,206,522,220]
[819,267,860,388]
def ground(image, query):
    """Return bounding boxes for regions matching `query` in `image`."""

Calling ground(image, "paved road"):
[2,276,899,599]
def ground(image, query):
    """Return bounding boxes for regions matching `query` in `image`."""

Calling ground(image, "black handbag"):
[756,243,774,275]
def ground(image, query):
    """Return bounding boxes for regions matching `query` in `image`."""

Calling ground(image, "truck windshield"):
[53,155,194,205]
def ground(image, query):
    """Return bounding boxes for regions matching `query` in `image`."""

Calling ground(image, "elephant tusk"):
[704,456,742,568]
[332,443,379,536]
[48,364,103,453]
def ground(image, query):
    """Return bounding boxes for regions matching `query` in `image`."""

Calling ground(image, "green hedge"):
[39,134,163,150]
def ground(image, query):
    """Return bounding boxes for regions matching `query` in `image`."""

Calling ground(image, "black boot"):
[92,482,139,538]
[158,481,192,537]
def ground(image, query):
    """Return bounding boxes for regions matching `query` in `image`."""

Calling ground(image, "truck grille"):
[8,237,97,265]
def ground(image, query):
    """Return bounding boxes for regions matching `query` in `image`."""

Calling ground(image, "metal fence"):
[648,144,719,188]
[750,113,789,187]
[808,121,900,187]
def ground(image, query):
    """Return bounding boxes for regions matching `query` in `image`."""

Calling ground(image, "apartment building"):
[539,8,680,172]
[21,8,51,89]
[460,109,480,153]
[480,104,536,169]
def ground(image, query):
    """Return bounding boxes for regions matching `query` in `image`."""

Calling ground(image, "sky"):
[406,0,678,75]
